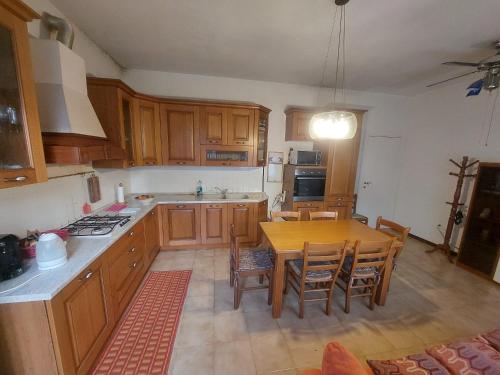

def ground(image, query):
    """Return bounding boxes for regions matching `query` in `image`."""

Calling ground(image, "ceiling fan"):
[427,40,500,96]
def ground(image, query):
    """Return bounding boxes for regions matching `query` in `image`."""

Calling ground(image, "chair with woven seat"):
[375,216,410,260]
[336,239,394,313]
[285,241,348,318]
[229,224,273,309]
[271,210,302,222]
[309,211,338,221]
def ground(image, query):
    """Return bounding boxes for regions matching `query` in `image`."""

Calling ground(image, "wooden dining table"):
[259,219,401,318]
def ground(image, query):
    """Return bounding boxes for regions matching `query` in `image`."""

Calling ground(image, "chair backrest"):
[271,211,301,222]
[309,211,338,221]
[229,224,241,270]
[301,241,348,284]
[375,216,410,244]
[348,239,394,275]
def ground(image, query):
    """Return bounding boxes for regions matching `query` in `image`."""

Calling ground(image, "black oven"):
[293,168,326,201]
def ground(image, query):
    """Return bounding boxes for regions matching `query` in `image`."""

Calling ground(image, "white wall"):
[0,0,126,237]
[394,80,500,248]
[123,69,410,214]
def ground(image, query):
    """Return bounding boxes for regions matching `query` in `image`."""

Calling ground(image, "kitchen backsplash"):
[0,166,129,237]
[128,166,264,194]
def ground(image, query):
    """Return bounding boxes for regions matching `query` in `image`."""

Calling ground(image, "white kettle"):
[36,233,68,270]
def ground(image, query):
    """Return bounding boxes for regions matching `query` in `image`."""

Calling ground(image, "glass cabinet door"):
[0,24,31,171]
[256,113,268,165]
[121,95,135,166]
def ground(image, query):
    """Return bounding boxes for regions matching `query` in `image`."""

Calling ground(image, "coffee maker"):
[0,234,24,281]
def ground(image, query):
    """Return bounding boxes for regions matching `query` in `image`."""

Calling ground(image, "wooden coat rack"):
[427,156,479,261]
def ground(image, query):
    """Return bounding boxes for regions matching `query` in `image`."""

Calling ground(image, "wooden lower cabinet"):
[144,206,160,266]
[201,203,228,244]
[160,200,266,248]
[47,256,113,375]
[161,203,201,246]
[228,203,255,243]
[325,197,353,220]
[293,201,324,221]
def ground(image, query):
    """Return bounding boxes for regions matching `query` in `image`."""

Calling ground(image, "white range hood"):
[29,38,106,138]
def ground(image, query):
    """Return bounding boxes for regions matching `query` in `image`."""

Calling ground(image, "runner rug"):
[92,270,192,374]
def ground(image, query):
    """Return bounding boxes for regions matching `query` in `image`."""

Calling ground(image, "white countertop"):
[0,192,267,304]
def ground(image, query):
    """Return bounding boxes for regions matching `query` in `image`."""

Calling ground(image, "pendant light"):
[310,0,357,140]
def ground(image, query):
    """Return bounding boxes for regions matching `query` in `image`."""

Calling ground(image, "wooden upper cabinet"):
[200,106,228,145]
[0,1,47,189]
[160,103,200,165]
[135,99,161,166]
[285,109,313,141]
[47,256,113,375]
[87,81,137,168]
[228,108,254,146]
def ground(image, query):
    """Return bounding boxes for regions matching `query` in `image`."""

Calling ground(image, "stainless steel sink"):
[225,193,250,200]
[201,193,250,200]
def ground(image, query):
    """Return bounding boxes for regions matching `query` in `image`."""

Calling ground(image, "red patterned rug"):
[92,270,191,375]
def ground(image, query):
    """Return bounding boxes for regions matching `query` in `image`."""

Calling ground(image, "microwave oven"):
[289,150,322,166]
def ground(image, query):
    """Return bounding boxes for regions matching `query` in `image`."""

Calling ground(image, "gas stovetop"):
[63,215,132,237]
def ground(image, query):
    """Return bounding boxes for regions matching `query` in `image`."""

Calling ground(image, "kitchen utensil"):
[36,233,67,270]
[0,234,24,281]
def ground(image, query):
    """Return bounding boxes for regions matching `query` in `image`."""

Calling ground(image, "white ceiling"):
[51,0,500,95]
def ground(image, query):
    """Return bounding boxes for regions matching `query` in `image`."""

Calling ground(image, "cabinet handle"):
[129,231,134,237]
[130,161,135,167]
[151,211,155,216]
[176,205,186,208]
[177,161,186,165]
[79,269,93,281]
[129,261,138,269]
[237,204,245,207]
[128,247,136,253]
[4,176,27,182]
[235,141,244,144]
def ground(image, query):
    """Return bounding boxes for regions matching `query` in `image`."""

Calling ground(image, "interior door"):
[356,136,402,224]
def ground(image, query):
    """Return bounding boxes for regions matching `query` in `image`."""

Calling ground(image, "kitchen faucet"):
[214,186,229,196]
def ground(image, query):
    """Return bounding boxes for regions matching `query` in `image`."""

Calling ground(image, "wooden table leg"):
[272,253,286,319]
[375,247,396,306]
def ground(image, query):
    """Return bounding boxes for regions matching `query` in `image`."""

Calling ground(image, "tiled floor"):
[150,239,500,375]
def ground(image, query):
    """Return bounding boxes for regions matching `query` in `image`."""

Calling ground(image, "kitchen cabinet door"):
[162,204,201,246]
[322,111,363,200]
[0,3,46,189]
[200,106,228,145]
[135,99,161,166]
[227,108,254,146]
[47,256,113,375]
[160,103,200,165]
[144,206,160,264]
[120,90,138,167]
[228,203,255,243]
[325,201,353,220]
[285,109,313,141]
[293,201,324,221]
[201,203,228,244]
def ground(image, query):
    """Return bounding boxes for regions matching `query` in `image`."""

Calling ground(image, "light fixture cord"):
[319,2,338,89]
[333,5,344,105]
[342,5,347,105]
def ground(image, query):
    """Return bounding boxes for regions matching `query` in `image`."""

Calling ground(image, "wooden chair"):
[285,241,348,318]
[229,224,273,309]
[309,211,338,221]
[270,211,301,222]
[375,216,410,259]
[336,239,394,313]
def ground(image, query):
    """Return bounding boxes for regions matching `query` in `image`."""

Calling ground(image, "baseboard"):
[408,233,436,247]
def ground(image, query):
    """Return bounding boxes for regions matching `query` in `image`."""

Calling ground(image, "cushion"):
[342,256,378,278]
[426,338,500,375]
[368,353,451,375]
[481,328,500,351]
[239,249,273,271]
[290,259,334,282]
[322,342,368,375]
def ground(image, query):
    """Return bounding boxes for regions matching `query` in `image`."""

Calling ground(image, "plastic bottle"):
[196,180,203,197]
